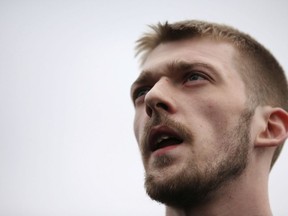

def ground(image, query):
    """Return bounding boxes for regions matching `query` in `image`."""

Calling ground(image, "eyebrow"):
[133,60,215,83]
[166,60,217,75]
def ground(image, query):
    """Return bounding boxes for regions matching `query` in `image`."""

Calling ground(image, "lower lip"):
[153,145,179,156]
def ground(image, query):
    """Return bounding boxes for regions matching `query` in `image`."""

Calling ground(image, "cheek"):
[184,99,243,147]
[133,111,145,144]
[204,105,230,131]
[201,96,245,128]
[133,117,139,142]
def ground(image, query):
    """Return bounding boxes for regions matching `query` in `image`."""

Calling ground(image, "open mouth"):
[148,126,184,152]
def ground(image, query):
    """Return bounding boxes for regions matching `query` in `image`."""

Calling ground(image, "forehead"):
[142,37,239,73]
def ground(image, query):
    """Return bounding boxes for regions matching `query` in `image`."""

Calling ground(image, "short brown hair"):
[135,20,288,168]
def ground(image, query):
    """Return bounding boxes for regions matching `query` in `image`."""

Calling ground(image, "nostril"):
[145,102,169,117]
[156,102,169,111]
[146,106,153,117]
[146,102,170,117]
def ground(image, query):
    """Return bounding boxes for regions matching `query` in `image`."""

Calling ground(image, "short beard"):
[144,109,254,208]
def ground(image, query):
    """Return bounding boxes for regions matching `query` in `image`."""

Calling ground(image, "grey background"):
[0,0,287,215]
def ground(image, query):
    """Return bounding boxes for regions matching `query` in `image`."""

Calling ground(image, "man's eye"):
[183,72,209,85]
[134,87,150,101]
[186,73,206,81]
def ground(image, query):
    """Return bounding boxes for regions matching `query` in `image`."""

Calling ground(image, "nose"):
[144,77,176,117]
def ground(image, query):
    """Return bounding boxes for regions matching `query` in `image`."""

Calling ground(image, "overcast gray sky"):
[0,0,287,215]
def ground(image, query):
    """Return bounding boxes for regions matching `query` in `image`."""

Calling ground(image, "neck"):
[165,167,272,216]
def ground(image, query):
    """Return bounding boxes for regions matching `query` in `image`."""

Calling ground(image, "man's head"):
[131,20,288,208]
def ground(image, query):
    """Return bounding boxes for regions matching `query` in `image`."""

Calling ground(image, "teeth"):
[156,135,171,144]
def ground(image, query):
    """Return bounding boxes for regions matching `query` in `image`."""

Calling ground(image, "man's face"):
[131,38,254,207]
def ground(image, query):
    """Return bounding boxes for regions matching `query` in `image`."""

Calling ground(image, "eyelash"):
[133,87,151,102]
[184,71,208,84]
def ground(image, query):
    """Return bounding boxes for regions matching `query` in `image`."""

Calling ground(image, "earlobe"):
[255,107,288,147]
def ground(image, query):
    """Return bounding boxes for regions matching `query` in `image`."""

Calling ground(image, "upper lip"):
[147,125,184,152]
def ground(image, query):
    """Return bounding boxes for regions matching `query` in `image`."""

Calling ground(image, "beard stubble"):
[142,109,254,208]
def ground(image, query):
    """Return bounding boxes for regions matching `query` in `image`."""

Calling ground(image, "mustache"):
[140,113,193,154]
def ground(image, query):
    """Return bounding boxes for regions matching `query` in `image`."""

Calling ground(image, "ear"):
[255,107,288,147]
